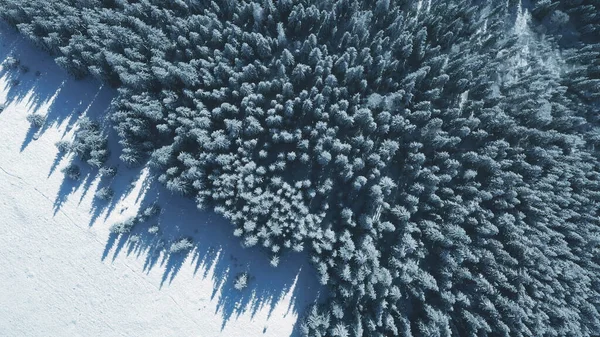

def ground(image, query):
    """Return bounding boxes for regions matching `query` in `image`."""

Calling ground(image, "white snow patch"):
[459,90,469,111]
[496,2,565,86]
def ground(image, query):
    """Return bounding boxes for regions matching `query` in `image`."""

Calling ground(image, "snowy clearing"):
[0,23,321,337]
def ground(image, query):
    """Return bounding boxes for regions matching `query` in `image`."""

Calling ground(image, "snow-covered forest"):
[0,20,321,337]
[0,0,599,336]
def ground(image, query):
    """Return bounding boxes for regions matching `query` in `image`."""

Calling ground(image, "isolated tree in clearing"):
[234,272,249,291]
[169,238,194,254]
[26,113,45,128]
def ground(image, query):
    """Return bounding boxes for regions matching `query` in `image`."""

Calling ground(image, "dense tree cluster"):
[69,117,110,168]
[1,0,599,336]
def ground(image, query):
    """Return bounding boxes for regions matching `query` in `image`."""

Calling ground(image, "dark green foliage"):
[26,113,45,128]
[2,0,600,336]
[169,237,193,254]
[61,163,80,180]
[137,203,161,222]
[98,166,117,177]
[70,117,109,168]
[109,216,137,234]
[95,186,113,201]
[55,140,71,153]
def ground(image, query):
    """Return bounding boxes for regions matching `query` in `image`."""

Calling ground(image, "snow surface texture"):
[0,23,321,337]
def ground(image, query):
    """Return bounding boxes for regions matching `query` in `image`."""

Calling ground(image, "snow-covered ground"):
[0,23,322,337]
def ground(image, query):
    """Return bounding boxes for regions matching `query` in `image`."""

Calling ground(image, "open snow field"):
[0,23,321,337]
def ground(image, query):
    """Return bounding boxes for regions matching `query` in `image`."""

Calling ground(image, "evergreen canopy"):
[1,0,599,336]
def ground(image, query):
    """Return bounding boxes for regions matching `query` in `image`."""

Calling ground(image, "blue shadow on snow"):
[0,19,324,336]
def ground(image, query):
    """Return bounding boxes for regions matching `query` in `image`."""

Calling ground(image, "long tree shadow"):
[97,168,325,334]
[0,18,324,336]
[0,21,114,155]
